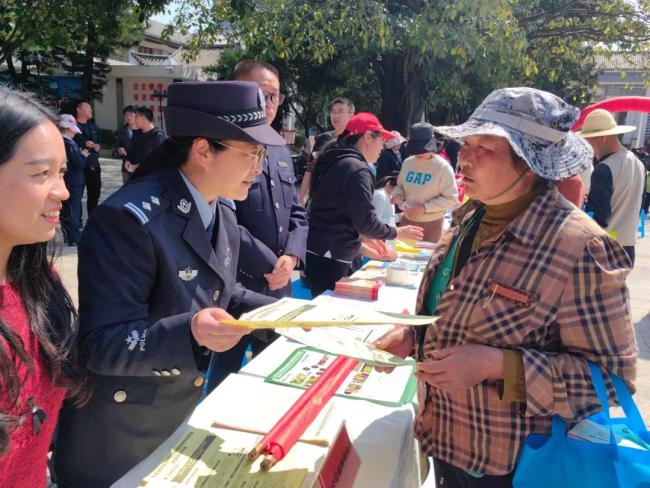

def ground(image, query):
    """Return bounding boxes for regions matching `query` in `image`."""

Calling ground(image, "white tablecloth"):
[112,256,427,487]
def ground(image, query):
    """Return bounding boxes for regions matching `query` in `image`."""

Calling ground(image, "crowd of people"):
[0,57,646,488]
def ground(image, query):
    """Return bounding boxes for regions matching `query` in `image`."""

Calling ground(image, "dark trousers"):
[205,334,274,392]
[305,253,352,297]
[623,246,636,266]
[84,165,101,216]
[433,458,514,488]
[61,185,84,244]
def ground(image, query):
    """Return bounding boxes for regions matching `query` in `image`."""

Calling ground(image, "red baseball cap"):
[345,112,395,140]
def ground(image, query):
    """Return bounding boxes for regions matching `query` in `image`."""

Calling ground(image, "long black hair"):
[0,86,87,455]
[131,136,226,180]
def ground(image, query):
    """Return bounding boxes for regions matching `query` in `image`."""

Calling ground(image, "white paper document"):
[276,327,415,368]
[222,297,437,329]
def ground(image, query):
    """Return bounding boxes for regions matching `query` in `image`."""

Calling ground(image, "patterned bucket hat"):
[434,87,593,181]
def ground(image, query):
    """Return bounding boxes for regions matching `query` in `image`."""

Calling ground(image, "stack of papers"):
[414,240,438,251]
[334,277,384,300]
[394,240,420,253]
[353,263,423,290]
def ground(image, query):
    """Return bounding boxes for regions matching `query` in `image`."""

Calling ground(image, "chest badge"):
[224,247,233,267]
[277,160,289,168]
[178,267,198,282]
[177,199,192,214]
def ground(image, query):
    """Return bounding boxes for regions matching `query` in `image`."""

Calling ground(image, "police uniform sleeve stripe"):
[124,202,150,225]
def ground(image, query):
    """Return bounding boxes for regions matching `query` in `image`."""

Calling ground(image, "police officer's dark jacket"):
[128,127,167,166]
[236,144,308,298]
[74,119,101,169]
[62,135,86,187]
[54,166,274,488]
[307,146,397,262]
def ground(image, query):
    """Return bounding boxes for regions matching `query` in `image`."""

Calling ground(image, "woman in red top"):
[0,86,87,487]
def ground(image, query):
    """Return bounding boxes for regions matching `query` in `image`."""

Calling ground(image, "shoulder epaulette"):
[123,194,165,225]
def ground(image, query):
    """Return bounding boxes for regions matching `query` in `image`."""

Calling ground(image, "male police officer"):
[54,81,283,488]
[206,60,308,389]
[234,60,308,299]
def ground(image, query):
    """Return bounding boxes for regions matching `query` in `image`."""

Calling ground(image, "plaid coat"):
[414,186,637,475]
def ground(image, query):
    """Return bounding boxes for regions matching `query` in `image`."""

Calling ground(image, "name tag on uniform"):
[178,267,198,282]
[277,161,289,168]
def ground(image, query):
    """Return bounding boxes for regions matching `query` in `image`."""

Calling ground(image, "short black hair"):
[135,106,154,122]
[233,59,279,80]
[74,99,90,113]
[123,105,135,114]
[330,97,355,113]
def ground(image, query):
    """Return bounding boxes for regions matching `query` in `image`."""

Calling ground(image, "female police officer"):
[54,81,286,487]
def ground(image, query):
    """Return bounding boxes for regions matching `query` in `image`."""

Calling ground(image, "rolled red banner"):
[260,356,358,469]
[247,354,352,461]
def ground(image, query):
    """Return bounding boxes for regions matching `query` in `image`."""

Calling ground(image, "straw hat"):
[575,109,636,139]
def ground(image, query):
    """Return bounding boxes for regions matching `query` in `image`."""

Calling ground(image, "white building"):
[593,52,650,148]
[94,20,226,132]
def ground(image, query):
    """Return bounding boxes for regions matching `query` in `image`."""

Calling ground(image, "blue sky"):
[150,1,180,25]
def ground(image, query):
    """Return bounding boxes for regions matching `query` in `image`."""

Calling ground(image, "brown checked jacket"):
[413,186,637,475]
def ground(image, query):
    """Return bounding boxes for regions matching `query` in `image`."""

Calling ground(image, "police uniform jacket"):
[54,167,273,488]
[62,135,86,187]
[74,120,101,169]
[236,144,308,298]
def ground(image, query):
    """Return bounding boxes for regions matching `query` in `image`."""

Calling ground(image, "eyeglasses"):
[264,91,285,105]
[211,140,266,169]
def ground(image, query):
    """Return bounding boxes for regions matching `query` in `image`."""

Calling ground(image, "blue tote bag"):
[514,362,650,488]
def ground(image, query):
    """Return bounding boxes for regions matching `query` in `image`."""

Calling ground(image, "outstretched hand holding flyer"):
[220,297,438,329]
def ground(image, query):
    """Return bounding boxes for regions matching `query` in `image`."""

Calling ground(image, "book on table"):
[334,277,384,301]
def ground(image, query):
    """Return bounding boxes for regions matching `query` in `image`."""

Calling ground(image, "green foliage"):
[171,0,650,133]
[0,0,166,100]
[213,48,381,135]
[61,0,151,100]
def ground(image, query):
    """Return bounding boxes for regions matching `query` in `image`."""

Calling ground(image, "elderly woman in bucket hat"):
[54,81,284,487]
[375,87,637,487]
